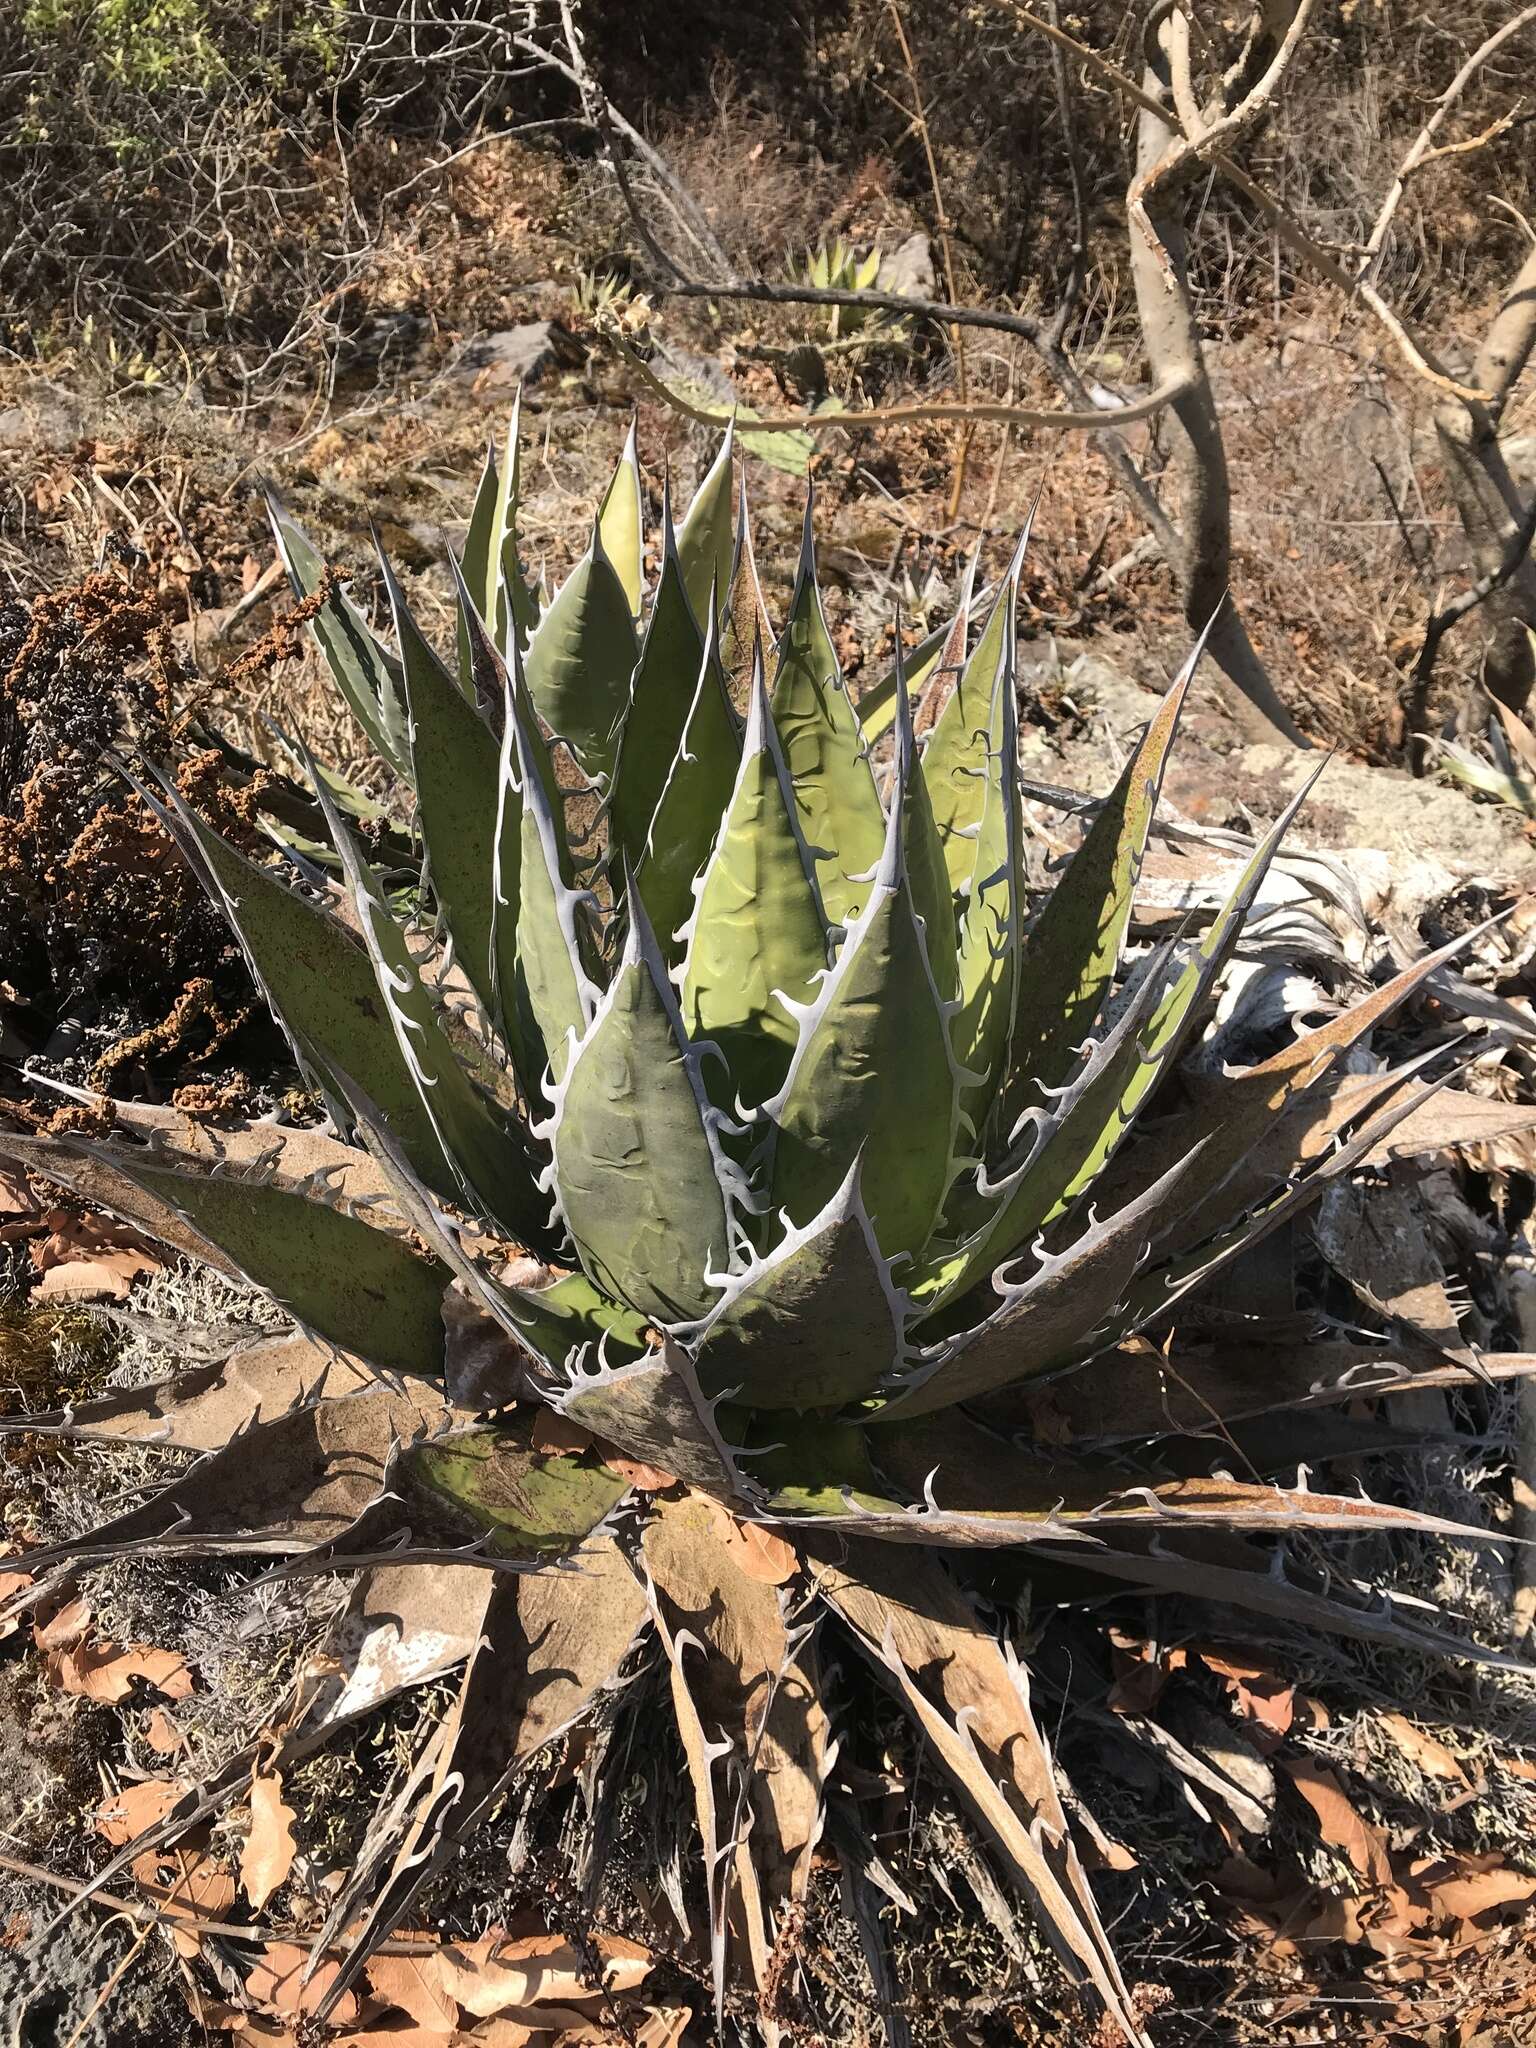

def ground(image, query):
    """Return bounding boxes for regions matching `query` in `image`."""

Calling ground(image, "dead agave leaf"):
[1284,1759,1394,1887]
[96,1777,184,1846]
[245,1942,360,2024]
[434,1928,651,2021]
[239,1763,297,1910]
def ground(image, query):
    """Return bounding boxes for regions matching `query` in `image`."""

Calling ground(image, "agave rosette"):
[2,409,1518,2040]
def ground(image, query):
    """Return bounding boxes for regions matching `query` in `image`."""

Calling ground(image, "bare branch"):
[1406,487,1536,747]
[652,276,1045,343]
[1362,4,1536,278]
[613,334,1193,435]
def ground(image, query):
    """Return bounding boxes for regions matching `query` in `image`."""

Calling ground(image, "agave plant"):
[802,238,893,337]
[2,408,1519,2041]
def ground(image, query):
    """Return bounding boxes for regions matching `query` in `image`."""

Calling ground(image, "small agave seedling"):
[1,408,1514,2040]
[803,238,889,336]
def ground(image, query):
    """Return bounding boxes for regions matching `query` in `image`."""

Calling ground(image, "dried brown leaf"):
[239,1764,297,1910]
[33,1245,159,1302]
[362,1940,460,2030]
[1376,1712,1469,1785]
[33,1594,91,1652]
[1196,1648,1296,1749]
[95,1778,183,1845]
[132,1843,238,1960]
[144,1707,182,1755]
[1284,1759,1393,1887]
[245,1943,360,2024]
[46,1636,193,1703]
[1421,1857,1536,1922]
[694,1495,796,1585]
[434,1929,650,2021]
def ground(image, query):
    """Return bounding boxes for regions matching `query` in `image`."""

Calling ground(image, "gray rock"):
[876,231,935,302]
[449,320,567,398]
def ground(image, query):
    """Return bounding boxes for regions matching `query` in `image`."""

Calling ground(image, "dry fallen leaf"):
[1284,1759,1394,1888]
[695,1495,797,1585]
[0,1569,32,1643]
[34,1246,160,1303]
[1376,1712,1469,1785]
[1198,1648,1295,1750]
[245,1943,360,2025]
[531,1409,595,1457]
[601,1450,678,1491]
[434,1928,651,2022]
[362,1941,460,2030]
[144,1707,182,1756]
[96,1778,183,1846]
[46,1636,194,1703]
[132,1843,238,1960]
[239,1764,298,1910]
[33,1594,91,1652]
[29,1208,160,1302]
[1420,1856,1536,1923]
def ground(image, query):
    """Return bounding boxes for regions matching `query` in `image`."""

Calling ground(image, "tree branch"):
[1361,4,1536,280]
[652,276,1046,343]
[613,333,1192,434]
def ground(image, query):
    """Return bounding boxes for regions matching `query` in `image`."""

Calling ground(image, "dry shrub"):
[0,575,259,1080]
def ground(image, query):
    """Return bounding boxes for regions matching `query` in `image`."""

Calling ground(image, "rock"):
[876,231,934,302]
[1240,741,1536,885]
[448,320,571,399]
[0,382,86,450]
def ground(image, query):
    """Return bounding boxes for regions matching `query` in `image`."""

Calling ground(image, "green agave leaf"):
[686,1161,912,1410]
[267,494,411,781]
[598,415,645,618]
[719,474,774,711]
[679,650,830,1109]
[524,518,639,785]
[142,779,456,1198]
[950,627,1024,1122]
[1000,635,1204,1129]
[333,1073,651,1385]
[766,695,960,1260]
[873,1139,1211,1420]
[894,639,959,1004]
[945,763,1332,1298]
[457,437,504,701]
[458,391,538,675]
[547,886,745,1324]
[497,644,603,1092]
[675,424,735,632]
[77,1146,449,1377]
[855,554,976,742]
[922,541,1019,895]
[309,759,556,1256]
[608,501,707,874]
[403,1425,628,1556]
[633,609,742,957]
[770,496,886,927]
[375,545,502,1021]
